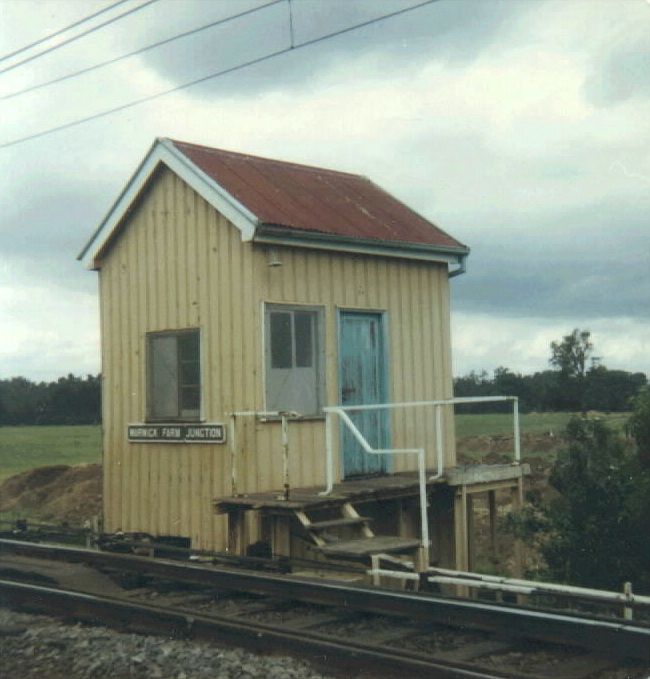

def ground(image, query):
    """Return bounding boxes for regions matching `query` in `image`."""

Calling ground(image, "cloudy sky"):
[0,0,648,382]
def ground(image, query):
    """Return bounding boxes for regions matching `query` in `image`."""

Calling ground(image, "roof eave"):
[253,225,470,265]
[78,138,260,270]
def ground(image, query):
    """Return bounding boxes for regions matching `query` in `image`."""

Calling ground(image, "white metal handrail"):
[228,410,300,499]
[333,407,430,557]
[320,396,521,571]
[426,567,650,620]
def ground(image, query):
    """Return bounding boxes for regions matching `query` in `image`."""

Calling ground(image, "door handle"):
[341,386,356,402]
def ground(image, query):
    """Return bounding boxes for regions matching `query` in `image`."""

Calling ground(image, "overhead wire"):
[0,0,159,77]
[1,0,284,101]
[0,0,439,150]
[0,0,131,65]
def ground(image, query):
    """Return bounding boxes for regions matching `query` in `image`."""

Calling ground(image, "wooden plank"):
[270,515,292,558]
[511,478,524,579]
[467,493,475,572]
[227,510,249,556]
[308,517,372,531]
[446,463,529,487]
[488,489,498,559]
[453,485,469,596]
[319,536,420,557]
[342,503,375,538]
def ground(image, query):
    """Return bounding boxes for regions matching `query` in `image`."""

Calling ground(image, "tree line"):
[454,365,646,413]
[455,329,647,413]
[0,330,646,426]
[0,374,101,426]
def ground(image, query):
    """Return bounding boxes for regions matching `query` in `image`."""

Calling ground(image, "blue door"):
[339,311,390,477]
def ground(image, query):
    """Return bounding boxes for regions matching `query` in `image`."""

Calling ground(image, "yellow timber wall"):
[99,166,456,551]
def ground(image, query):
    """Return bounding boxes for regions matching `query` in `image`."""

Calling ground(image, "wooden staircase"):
[294,502,421,565]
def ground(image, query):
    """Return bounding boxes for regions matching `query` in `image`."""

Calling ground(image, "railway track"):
[1,539,648,679]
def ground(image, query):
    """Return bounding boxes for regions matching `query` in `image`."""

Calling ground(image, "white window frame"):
[146,328,202,422]
[263,303,325,417]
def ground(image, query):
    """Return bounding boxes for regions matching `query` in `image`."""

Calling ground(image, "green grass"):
[0,424,101,482]
[455,411,631,462]
[455,411,630,439]
[0,413,633,484]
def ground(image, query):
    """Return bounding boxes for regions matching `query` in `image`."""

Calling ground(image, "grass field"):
[0,412,632,482]
[455,410,630,439]
[0,424,102,482]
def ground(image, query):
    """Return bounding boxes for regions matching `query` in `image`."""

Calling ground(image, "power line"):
[0,0,159,78]
[0,0,439,150]
[0,0,131,65]
[2,0,284,101]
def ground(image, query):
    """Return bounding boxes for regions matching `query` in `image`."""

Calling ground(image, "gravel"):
[0,607,335,679]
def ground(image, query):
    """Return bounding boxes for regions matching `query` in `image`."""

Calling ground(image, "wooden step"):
[308,517,372,531]
[318,536,421,558]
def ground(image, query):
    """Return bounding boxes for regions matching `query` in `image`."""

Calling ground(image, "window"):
[147,330,201,420]
[265,305,323,415]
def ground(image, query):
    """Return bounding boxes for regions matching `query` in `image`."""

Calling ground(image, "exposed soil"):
[457,430,564,458]
[0,432,562,530]
[454,432,566,576]
[0,464,101,525]
[457,431,562,489]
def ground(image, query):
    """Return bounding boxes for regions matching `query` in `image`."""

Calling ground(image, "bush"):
[629,386,650,466]
[511,416,650,593]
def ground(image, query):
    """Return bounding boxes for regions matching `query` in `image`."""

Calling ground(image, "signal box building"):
[80,138,527,576]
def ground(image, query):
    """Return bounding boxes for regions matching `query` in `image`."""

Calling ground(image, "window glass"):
[178,332,199,362]
[270,312,292,369]
[150,335,179,419]
[148,330,200,420]
[294,311,314,368]
[181,386,200,415]
[180,359,200,386]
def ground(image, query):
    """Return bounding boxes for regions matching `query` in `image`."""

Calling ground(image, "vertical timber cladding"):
[100,166,455,552]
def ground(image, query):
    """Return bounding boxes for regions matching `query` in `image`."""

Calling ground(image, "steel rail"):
[0,578,519,679]
[1,539,649,661]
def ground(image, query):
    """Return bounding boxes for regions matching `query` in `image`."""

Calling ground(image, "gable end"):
[78,139,259,270]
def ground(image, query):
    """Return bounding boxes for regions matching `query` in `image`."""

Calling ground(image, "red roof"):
[169,139,465,251]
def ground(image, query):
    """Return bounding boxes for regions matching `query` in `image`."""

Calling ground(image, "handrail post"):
[624,581,633,620]
[417,449,429,573]
[513,397,521,464]
[435,404,444,476]
[319,396,525,579]
[321,410,334,495]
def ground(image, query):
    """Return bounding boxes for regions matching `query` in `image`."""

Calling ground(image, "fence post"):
[513,398,521,464]
[624,581,633,620]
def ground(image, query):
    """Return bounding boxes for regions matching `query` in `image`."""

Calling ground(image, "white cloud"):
[452,312,650,377]
[0,0,648,381]
[0,278,99,380]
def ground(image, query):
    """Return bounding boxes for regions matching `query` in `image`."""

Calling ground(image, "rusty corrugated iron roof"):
[169,139,465,250]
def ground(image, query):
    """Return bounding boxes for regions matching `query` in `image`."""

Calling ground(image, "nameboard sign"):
[128,424,226,444]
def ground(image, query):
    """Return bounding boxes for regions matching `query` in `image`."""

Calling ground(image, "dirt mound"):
[457,431,563,457]
[0,464,102,525]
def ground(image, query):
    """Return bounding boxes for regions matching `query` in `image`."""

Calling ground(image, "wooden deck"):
[216,463,530,570]
[214,464,529,514]
[215,471,436,513]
